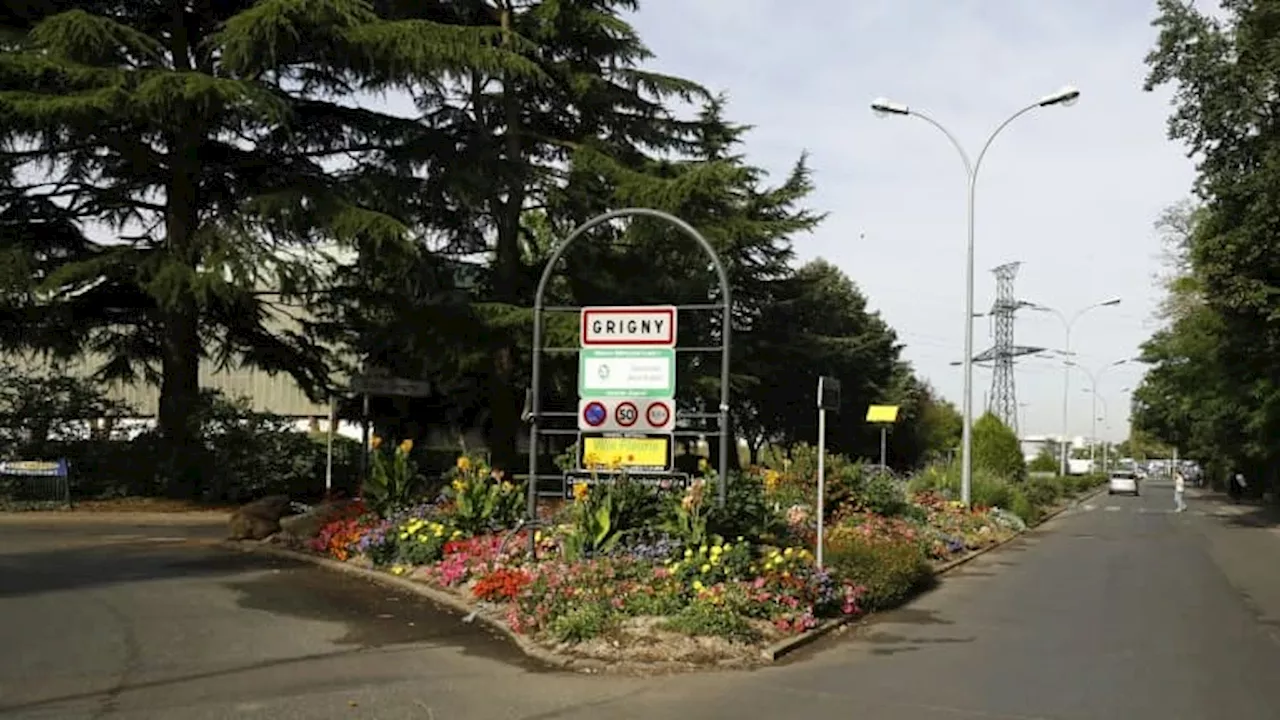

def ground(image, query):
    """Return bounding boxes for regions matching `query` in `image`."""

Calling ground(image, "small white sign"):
[581,306,677,347]
[579,348,675,398]
[577,397,676,432]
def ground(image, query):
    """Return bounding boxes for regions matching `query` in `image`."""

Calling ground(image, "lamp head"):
[1099,297,1122,307]
[870,97,910,116]
[1039,85,1080,107]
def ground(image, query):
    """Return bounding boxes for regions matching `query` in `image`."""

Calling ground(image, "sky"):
[620,0,1201,442]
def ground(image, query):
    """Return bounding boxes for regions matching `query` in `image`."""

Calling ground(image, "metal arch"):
[526,207,734,525]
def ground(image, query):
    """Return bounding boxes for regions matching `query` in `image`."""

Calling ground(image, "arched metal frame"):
[526,208,733,524]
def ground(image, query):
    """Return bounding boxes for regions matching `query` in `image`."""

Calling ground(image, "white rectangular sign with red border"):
[580,306,677,347]
[577,397,675,432]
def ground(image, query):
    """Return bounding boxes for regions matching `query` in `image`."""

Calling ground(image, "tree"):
[886,375,962,468]
[0,1,535,495]
[1142,0,1280,492]
[972,412,1025,481]
[1028,448,1058,473]
[376,0,710,470]
[744,259,902,461]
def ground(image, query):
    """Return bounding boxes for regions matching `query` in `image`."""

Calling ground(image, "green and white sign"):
[579,348,675,398]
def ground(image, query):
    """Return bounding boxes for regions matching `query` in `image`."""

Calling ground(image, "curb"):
[216,541,574,670]
[763,483,1107,661]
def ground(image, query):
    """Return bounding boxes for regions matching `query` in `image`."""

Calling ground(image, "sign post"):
[816,376,841,568]
[866,405,901,471]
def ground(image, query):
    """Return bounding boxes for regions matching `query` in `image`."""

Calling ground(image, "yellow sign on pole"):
[580,435,672,472]
[865,405,900,423]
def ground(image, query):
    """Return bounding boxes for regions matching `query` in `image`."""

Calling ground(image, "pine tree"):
[0,1,536,496]
[350,0,711,469]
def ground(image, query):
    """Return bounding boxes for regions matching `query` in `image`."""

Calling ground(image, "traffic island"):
[218,451,1107,673]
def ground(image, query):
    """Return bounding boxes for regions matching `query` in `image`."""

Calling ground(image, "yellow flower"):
[764,469,781,490]
[456,456,471,471]
[501,481,514,493]
[784,547,794,557]
[572,482,590,502]
[692,580,704,591]
[451,530,463,539]
[698,457,708,472]
[700,563,710,573]
[371,435,383,449]
[390,565,406,575]
[452,478,467,493]
[534,530,543,542]
[684,548,693,559]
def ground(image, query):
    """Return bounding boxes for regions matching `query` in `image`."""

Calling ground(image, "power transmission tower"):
[973,262,1042,434]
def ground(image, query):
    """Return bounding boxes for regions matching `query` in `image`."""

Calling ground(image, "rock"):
[277,500,357,540]
[227,495,292,540]
[279,512,327,539]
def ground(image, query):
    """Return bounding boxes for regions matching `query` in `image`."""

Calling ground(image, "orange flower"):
[370,435,382,449]
[398,438,413,454]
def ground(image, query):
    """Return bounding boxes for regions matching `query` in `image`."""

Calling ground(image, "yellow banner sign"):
[580,435,671,471]
[866,405,900,423]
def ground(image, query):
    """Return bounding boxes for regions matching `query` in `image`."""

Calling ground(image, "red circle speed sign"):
[645,400,671,429]
[614,401,639,427]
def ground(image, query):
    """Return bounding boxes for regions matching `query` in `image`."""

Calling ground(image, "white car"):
[1108,471,1139,496]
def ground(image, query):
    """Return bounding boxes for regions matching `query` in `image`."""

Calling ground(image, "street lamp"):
[1029,297,1121,475]
[1068,358,1128,471]
[872,85,1080,505]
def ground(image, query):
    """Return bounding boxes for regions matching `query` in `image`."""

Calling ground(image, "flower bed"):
[280,442,1099,670]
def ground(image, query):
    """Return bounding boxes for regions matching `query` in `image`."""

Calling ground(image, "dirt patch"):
[550,616,777,673]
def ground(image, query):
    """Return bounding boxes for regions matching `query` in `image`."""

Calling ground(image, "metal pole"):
[1060,326,1071,476]
[816,407,826,568]
[325,396,335,496]
[879,425,888,470]
[360,393,370,485]
[1089,389,1097,471]
[960,169,976,507]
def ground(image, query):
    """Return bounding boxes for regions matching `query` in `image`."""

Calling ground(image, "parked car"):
[1108,470,1140,496]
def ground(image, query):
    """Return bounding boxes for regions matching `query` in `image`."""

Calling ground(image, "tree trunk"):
[486,3,525,474]
[157,303,203,498]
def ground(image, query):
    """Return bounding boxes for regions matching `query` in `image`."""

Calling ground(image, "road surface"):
[3,484,1280,719]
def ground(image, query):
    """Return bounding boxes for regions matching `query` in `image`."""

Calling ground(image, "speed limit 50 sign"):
[578,397,675,432]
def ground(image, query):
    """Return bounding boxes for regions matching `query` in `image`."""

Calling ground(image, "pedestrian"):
[1229,471,1248,501]
[1174,469,1186,513]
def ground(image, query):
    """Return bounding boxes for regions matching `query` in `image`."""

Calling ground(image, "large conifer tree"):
[0,1,535,495]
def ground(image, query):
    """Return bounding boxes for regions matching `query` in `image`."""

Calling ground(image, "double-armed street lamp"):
[1068,358,1129,469]
[871,85,1081,505]
[1028,298,1122,475]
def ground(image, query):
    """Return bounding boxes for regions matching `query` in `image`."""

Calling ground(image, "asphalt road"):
[4,484,1280,719]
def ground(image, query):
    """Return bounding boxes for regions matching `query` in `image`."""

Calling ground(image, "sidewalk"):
[1183,488,1280,635]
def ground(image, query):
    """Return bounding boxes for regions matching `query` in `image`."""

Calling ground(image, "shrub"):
[1008,489,1040,525]
[1028,448,1059,473]
[708,470,787,542]
[908,462,1014,509]
[972,413,1026,481]
[824,526,932,611]
[662,598,760,643]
